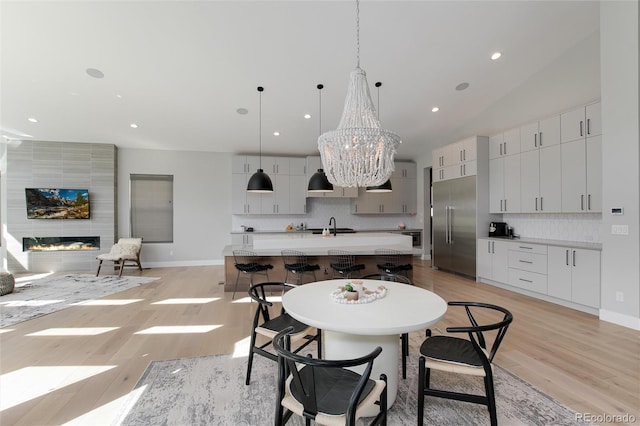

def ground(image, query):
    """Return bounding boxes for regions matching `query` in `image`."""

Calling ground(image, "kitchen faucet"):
[329,216,337,237]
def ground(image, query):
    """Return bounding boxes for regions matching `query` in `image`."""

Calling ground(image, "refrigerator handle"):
[445,206,449,243]
[449,206,453,244]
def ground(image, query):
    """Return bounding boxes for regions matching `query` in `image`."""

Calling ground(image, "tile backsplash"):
[231,198,420,232]
[503,213,602,243]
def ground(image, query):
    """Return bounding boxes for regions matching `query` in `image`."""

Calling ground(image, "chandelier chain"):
[356,0,360,68]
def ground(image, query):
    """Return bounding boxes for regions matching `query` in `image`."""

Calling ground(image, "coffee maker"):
[489,222,508,237]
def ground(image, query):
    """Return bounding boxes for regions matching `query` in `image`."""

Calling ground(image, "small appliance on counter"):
[489,222,508,237]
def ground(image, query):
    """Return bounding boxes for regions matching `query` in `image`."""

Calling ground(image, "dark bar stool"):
[281,250,320,284]
[328,249,365,279]
[375,248,413,278]
[232,249,273,299]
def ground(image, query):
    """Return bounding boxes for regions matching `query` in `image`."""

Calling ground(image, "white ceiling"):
[0,1,601,160]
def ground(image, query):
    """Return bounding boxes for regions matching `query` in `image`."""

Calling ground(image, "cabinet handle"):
[534,133,537,148]
[519,278,533,283]
[539,132,543,146]
[588,194,591,210]
[565,249,569,266]
[519,260,533,264]
[500,143,503,156]
[503,142,507,155]
[504,199,507,211]
[587,118,591,135]
[540,197,543,211]
[580,120,584,137]
[581,194,585,211]
[535,197,538,211]
[573,250,576,267]
[463,149,466,161]
[492,241,495,253]
[460,165,463,176]
[463,164,466,175]
[460,150,463,161]
[500,199,503,212]
[518,246,533,250]
[488,241,491,253]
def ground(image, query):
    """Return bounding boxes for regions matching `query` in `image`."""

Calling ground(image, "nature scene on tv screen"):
[25,188,90,219]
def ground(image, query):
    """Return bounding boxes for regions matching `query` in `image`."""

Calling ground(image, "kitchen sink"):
[307,228,356,234]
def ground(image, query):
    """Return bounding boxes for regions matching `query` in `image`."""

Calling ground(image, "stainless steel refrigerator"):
[433,175,477,278]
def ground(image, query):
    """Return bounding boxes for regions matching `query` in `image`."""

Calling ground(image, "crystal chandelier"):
[318,0,401,187]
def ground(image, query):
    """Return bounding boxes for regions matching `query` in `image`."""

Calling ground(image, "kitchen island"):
[223,232,417,293]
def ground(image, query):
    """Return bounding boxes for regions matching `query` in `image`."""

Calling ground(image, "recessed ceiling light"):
[86,68,105,78]
[431,107,440,113]
[27,117,38,123]
[236,108,248,115]
[273,131,280,136]
[304,114,311,119]
[455,82,470,91]
[130,123,138,129]
[491,52,502,61]
[116,94,123,99]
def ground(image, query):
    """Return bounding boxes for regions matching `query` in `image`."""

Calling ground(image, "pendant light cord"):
[258,86,263,169]
[356,0,360,68]
[376,82,381,120]
[318,84,323,136]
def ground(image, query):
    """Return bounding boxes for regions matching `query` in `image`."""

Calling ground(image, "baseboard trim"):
[143,259,224,268]
[599,309,640,330]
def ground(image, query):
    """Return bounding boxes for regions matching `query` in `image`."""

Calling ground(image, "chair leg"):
[118,260,125,277]
[233,270,242,299]
[401,333,408,379]
[245,331,257,385]
[96,260,103,276]
[484,372,498,426]
[418,356,426,426]
[316,329,322,359]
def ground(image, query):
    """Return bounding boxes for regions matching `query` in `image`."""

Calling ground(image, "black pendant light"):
[366,82,393,193]
[308,84,334,193]
[247,86,273,193]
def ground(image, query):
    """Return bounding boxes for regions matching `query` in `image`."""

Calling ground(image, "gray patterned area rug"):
[0,273,158,328]
[118,336,588,426]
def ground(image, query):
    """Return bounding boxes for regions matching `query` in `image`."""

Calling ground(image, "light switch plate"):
[611,225,629,235]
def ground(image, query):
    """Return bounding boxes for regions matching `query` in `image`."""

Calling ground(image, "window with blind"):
[130,174,173,243]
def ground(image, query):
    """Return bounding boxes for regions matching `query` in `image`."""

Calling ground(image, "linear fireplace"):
[23,237,100,252]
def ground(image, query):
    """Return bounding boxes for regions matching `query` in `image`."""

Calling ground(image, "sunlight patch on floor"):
[71,299,143,306]
[26,327,119,336]
[232,335,250,358]
[152,298,219,304]
[0,329,15,334]
[134,325,221,334]
[0,365,116,411]
[61,388,137,426]
[0,299,63,307]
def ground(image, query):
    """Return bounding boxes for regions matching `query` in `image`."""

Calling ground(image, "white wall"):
[599,1,640,329]
[118,149,232,266]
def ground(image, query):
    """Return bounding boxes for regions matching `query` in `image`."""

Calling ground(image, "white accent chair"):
[96,238,143,277]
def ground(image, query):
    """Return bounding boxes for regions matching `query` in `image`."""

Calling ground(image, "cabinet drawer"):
[508,250,547,274]
[508,268,547,294]
[510,243,547,255]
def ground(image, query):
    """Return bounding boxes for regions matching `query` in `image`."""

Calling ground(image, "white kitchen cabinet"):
[507,243,548,294]
[305,156,357,198]
[261,156,290,175]
[231,233,253,246]
[289,157,307,176]
[232,155,260,174]
[548,246,600,308]
[561,135,601,212]
[352,161,416,214]
[433,137,483,182]
[489,154,520,213]
[489,128,520,159]
[232,173,261,214]
[260,174,289,214]
[561,101,601,143]
[477,239,509,283]
[520,145,562,213]
[521,115,561,152]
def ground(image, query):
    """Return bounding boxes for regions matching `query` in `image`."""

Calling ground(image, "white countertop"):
[222,245,421,256]
[252,232,413,251]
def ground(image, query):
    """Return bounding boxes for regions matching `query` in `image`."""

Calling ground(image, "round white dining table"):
[281,279,447,412]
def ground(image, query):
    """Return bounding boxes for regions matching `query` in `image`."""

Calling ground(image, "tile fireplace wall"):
[2,141,117,273]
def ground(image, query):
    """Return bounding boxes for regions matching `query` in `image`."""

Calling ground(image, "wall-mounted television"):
[25,188,90,219]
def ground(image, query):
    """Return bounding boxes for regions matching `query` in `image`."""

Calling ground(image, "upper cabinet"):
[433,136,483,182]
[521,115,561,152]
[489,127,520,159]
[232,155,308,215]
[352,161,417,214]
[305,156,358,198]
[560,101,602,212]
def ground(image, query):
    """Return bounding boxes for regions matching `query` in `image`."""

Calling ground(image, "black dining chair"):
[273,326,388,426]
[417,301,513,426]
[360,272,412,380]
[245,282,321,386]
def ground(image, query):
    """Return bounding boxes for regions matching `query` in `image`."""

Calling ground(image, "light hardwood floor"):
[1,260,638,425]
